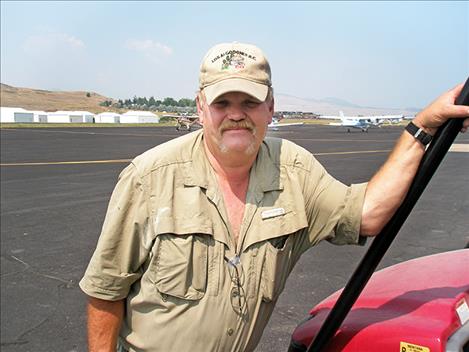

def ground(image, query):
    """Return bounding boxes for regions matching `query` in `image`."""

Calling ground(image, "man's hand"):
[87,296,124,352]
[413,83,469,134]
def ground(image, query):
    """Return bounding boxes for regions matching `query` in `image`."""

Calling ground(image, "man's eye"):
[245,101,260,108]
[213,100,228,107]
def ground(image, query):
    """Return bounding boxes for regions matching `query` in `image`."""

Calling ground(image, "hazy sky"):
[1,1,468,109]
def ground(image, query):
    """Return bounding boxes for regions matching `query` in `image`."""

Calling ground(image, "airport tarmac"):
[1,124,468,352]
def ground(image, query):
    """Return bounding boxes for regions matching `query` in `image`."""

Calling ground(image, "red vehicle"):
[289,250,469,352]
[289,79,469,352]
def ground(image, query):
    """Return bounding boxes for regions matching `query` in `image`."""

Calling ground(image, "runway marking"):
[313,149,391,156]
[0,150,391,166]
[3,128,397,141]
[0,128,174,137]
[294,138,396,143]
[2,145,466,167]
[449,143,469,152]
[0,159,132,166]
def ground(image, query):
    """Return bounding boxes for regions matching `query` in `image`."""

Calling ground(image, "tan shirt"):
[79,130,367,352]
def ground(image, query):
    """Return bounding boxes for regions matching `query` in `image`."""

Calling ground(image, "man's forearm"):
[360,83,469,236]
[360,129,426,236]
[87,296,124,352]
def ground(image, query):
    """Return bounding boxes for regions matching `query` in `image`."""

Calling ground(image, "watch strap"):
[405,121,433,146]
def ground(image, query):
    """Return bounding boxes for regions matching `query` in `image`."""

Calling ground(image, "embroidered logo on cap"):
[222,52,245,70]
[210,50,257,72]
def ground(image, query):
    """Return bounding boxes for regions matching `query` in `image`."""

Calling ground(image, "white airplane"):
[326,111,403,132]
[367,113,404,125]
[268,117,304,131]
[164,114,303,132]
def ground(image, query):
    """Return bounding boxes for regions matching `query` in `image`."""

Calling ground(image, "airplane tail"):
[339,111,345,120]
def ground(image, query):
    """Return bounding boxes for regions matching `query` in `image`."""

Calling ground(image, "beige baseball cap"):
[199,42,272,105]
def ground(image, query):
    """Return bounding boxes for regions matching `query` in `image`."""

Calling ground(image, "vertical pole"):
[307,78,469,352]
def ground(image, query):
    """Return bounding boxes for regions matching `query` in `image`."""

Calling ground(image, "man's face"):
[197,91,274,157]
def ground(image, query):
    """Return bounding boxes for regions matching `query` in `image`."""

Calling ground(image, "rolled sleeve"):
[328,182,367,245]
[79,162,152,301]
[304,155,367,247]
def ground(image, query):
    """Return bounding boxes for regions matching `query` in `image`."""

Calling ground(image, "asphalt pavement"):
[1,125,468,352]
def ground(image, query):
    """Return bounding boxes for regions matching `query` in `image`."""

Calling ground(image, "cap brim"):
[203,78,269,105]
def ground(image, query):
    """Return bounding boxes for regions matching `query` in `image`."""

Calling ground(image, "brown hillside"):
[0,83,115,113]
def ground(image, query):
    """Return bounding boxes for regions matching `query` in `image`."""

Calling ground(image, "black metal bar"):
[307,78,469,352]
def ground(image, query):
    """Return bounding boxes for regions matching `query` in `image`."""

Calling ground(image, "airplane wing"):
[268,121,304,131]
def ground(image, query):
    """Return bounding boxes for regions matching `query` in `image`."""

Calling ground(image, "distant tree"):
[120,95,195,111]
[163,97,178,106]
[112,101,123,109]
[99,100,112,107]
[178,98,195,107]
[137,97,145,106]
[86,92,91,97]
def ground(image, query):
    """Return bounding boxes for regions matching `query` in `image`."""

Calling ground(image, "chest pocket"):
[261,234,296,302]
[249,204,308,303]
[151,216,213,301]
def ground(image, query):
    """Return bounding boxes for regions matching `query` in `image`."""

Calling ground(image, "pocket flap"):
[242,207,308,251]
[154,215,213,237]
[152,233,209,301]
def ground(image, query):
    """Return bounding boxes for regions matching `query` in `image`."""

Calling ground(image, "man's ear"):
[196,94,204,124]
[268,98,275,123]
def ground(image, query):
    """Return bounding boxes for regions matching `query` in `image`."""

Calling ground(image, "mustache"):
[219,119,255,133]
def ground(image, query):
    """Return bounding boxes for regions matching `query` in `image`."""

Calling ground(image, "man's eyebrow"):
[246,98,262,103]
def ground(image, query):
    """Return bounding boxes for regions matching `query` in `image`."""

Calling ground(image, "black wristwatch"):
[405,121,433,146]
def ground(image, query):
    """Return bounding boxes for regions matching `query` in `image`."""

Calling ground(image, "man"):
[80,42,469,352]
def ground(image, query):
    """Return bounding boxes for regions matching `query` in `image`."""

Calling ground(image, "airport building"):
[30,110,49,123]
[120,111,159,123]
[96,112,121,123]
[0,107,161,124]
[46,111,72,123]
[69,111,95,123]
[0,107,35,123]
[37,110,95,123]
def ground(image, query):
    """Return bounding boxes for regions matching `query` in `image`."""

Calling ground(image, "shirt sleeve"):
[79,162,152,300]
[303,156,367,246]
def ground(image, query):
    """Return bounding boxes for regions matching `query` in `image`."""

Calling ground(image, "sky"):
[1,1,468,110]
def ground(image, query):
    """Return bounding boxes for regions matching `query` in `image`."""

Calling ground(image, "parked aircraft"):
[162,114,201,131]
[164,114,304,132]
[326,111,403,132]
[268,117,304,131]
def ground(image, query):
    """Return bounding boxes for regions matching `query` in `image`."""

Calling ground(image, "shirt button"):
[227,328,234,336]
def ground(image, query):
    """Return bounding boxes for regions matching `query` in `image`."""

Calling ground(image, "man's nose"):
[227,105,246,121]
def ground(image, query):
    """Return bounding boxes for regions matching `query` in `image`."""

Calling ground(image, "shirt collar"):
[251,140,284,193]
[183,131,284,194]
[182,130,211,189]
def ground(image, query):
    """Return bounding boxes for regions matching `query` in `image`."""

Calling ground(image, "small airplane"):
[327,111,374,132]
[268,117,304,131]
[326,111,403,132]
[161,114,201,131]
